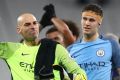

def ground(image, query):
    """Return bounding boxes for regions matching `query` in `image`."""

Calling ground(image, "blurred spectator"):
[51,18,80,47]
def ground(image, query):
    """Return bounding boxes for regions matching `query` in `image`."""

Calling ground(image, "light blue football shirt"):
[68,36,120,80]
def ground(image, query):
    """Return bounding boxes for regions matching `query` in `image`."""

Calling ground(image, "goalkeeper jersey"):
[0,42,86,80]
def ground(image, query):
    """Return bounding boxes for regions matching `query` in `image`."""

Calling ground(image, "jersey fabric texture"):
[67,36,120,80]
[0,42,86,80]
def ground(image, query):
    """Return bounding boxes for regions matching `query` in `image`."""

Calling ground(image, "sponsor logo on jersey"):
[20,62,34,72]
[79,61,106,71]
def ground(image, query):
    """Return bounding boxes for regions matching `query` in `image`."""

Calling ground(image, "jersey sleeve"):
[109,38,120,68]
[55,44,87,79]
[0,42,20,59]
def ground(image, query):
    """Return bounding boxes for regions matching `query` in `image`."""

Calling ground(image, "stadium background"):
[0,0,120,79]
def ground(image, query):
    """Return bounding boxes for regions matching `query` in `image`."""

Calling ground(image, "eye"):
[23,21,39,27]
[24,23,31,27]
[83,17,87,21]
[54,37,60,41]
[89,18,95,22]
[33,21,38,25]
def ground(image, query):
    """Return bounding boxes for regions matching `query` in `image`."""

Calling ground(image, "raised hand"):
[40,4,56,28]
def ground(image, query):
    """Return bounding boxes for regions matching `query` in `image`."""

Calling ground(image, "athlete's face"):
[81,11,101,36]
[17,14,40,41]
[46,31,64,45]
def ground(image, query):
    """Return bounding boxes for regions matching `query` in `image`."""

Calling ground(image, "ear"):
[98,21,101,27]
[17,26,21,34]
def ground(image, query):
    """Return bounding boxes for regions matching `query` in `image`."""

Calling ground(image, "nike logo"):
[21,53,29,56]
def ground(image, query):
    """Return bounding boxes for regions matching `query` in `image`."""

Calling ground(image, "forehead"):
[82,11,96,17]
[22,15,37,22]
[18,14,37,25]
[81,11,103,23]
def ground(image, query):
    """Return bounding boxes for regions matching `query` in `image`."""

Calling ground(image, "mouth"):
[29,31,35,35]
[83,27,91,31]
[28,31,37,36]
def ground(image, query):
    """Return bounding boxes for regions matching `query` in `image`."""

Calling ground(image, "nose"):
[29,25,35,30]
[85,20,90,25]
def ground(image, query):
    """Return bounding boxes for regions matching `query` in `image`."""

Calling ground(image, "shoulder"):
[67,38,81,51]
[56,44,70,57]
[0,42,21,47]
[101,35,120,48]
[102,35,120,59]
[56,44,67,51]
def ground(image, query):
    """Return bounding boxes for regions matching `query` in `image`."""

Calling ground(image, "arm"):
[0,42,17,59]
[109,38,120,79]
[0,42,11,59]
[55,44,87,79]
[40,4,77,47]
[51,17,75,47]
[0,42,8,58]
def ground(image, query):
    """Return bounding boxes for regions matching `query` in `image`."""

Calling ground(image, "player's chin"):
[29,35,38,39]
[83,31,90,34]
[31,33,38,37]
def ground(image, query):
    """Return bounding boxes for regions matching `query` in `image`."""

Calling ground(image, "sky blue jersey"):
[67,36,120,80]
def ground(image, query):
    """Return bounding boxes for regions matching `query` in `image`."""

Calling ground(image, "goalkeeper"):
[0,5,87,80]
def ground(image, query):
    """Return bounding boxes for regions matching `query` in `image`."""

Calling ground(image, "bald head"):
[17,13,37,27]
[17,13,40,43]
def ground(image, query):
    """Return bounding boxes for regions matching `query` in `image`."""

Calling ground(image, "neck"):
[83,33,99,42]
[24,39,40,46]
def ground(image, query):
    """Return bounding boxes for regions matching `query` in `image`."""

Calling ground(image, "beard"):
[23,35,38,42]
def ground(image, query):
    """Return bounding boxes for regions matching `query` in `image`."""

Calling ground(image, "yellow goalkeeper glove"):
[74,74,87,80]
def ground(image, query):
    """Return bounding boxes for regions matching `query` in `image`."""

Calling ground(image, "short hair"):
[63,20,80,39]
[46,27,58,35]
[82,4,103,17]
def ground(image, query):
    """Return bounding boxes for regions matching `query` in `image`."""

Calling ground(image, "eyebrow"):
[24,21,38,26]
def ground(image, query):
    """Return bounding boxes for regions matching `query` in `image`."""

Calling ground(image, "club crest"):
[96,49,105,57]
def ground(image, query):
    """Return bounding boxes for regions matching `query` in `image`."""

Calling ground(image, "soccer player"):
[40,4,80,47]
[68,4,120,80]
[46,19,80,47]
[0,13,87,80]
